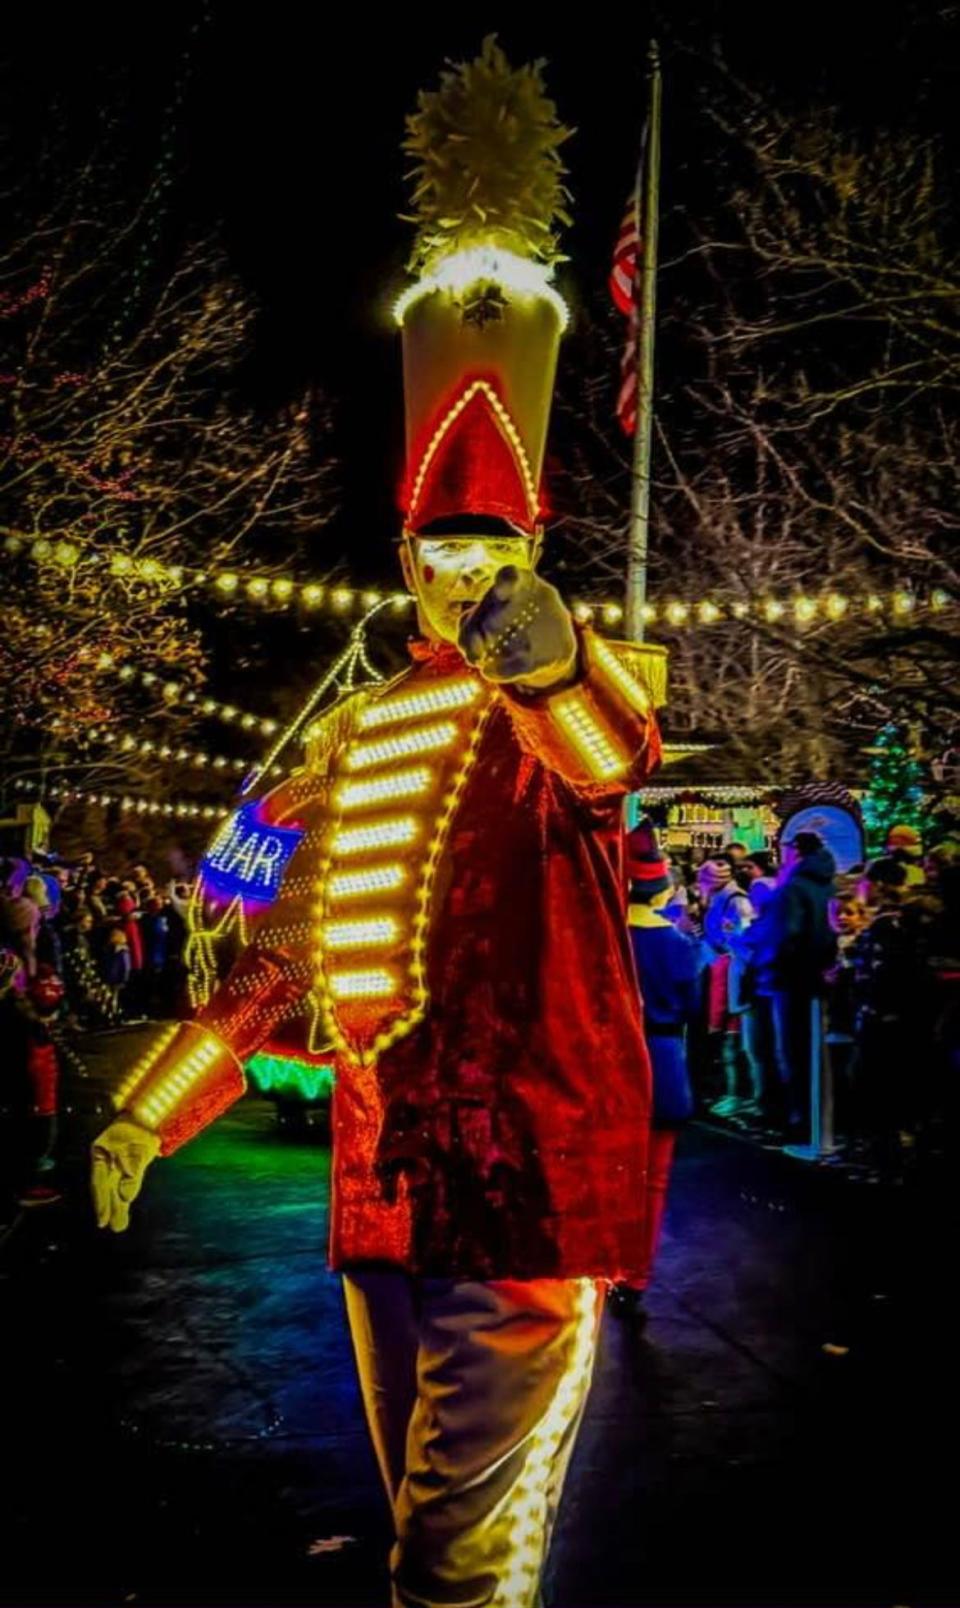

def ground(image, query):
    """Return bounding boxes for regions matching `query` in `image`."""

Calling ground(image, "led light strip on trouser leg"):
[493,1279,601,1608]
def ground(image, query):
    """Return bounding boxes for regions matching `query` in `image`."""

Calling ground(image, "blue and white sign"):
[780,804,864,874]
[200,804,304,905]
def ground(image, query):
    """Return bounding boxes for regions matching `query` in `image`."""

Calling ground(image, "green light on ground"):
[246,1051,335,1102]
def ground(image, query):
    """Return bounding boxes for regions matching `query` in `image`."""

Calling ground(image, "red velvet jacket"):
[118,630,662,1281]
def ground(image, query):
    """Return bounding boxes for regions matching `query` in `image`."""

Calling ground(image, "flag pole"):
[625,40,662,644]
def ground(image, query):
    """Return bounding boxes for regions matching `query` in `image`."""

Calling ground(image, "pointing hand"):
[459,567,577,690]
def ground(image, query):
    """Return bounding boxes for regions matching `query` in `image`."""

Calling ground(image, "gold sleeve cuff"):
[547,685,630,781]
[114,1022,246,1156]
[537,630,662,788]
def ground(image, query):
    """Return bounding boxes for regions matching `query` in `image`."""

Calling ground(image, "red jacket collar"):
[407,636,471,672]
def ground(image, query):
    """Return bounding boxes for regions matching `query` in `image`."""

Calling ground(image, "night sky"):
[4,2,957,583]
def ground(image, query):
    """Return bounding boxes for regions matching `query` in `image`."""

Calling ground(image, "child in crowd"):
[610,823,706,1322]
[103,924,133,1017]
[697,858,758,1117]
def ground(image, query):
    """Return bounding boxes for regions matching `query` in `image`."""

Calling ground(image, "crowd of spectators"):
[0,853,190,1023]
[2,820,957,1211]
[658,824,960,1181]
[0,853,191,1207]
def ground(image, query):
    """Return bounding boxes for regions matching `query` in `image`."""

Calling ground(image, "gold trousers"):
[342,1272,603,1608]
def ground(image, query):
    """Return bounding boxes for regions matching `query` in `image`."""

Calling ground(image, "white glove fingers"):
[492,565,521,600]
[117,1171,141,1203]
[110,1192,131,1233]
[91,1155,114,1229]
[116,1145,141,1181]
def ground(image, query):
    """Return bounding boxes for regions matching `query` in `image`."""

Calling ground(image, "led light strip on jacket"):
[132,1036,222,1129]
[357,676,481,731]
[315,680,493,1065]
[331,817,419,856]
[328,967,395,999]
[113,1024,182,1112]
[327,864,407,900]
[343,721,459,772]
[335,767,433,811]
[548,691,628,782]
[322,917,399,950]
[590,637,651,712]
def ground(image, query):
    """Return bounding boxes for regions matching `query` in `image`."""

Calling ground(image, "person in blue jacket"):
[610,821,707,1321]
[746,831,837,1136]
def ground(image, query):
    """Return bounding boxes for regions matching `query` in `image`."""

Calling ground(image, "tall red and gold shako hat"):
[394,38,572,537]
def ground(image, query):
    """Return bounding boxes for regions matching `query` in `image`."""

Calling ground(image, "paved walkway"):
[1,1027,953,1607]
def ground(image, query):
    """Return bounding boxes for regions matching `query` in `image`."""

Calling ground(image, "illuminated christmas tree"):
[862,723,925,853]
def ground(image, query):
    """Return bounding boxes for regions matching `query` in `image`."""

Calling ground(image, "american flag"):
[610,188,641,437]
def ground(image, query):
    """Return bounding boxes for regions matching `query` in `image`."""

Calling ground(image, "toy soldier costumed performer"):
[91,40,665,1608]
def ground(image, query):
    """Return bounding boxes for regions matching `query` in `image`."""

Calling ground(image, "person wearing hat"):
[0,865,42,978]
[758,832,838,1138]
[696,858,761,1118]
[25,872,64,977]
[0,948,26,1218]
[886,824,926,887]
[849,853,941,1172]
[14,963,66,1207]
[610,824,706,1321]
[90,45,666,1608]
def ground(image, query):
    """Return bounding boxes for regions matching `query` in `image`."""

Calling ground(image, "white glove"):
[91,1118,161,1233]
[458,566,578,691]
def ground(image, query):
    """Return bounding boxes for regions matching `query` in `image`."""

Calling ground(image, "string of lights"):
[637,786,777,805]
[2,532,414,617]
[5,532,953,628]
[20,603,389,816]
[60,724,287,781]
[7,724,717,837]
[109,662,282,738]
[105,7,210,347]
[239,599,387,795]
[636,785,866,804]
[74,604,383,745]
[11,776,230,820]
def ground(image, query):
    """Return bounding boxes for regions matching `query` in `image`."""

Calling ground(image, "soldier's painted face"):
[401,536,535,644]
